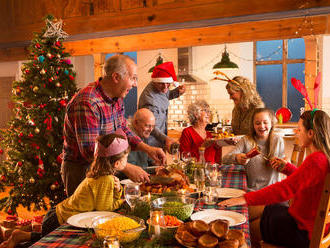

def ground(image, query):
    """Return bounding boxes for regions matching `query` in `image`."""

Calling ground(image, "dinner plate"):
[67,211,120,228]
[213,188,246,198]
[190,209,246,226]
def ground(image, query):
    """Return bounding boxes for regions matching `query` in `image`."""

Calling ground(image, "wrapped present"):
[16,219,32,232]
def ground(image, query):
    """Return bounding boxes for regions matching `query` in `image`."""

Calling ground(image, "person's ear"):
[113,159,121,170]
[112,72,121,84]
[308,129,314,139]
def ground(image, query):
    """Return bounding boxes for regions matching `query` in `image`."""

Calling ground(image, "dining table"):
[29,164,251,248]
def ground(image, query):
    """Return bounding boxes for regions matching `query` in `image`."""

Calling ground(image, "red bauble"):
[17,161,22,167]
[59,99,67,107]
[55,41,61,47]
[0,149,3,155]
[19,133,23,137]
[56,155,62,164]
[28,133,34,138]
[35,43,41,49]
[69,75,74,81]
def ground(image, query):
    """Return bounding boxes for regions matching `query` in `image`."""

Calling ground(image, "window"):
[255,38,305,122]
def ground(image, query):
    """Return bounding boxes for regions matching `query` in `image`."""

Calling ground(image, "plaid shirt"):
[63,80,141,165]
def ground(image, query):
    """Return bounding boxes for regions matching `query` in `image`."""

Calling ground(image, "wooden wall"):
[0,0,330,62]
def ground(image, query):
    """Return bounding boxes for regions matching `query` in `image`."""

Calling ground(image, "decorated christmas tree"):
[0,15,77,214]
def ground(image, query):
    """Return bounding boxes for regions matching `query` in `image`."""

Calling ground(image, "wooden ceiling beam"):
[0,14,329,62]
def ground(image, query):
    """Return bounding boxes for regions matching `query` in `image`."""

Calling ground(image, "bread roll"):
[198,233,219,248]
[189,220,210,237]
[225,229,245,246]
[210,219,229,239]
[218,239,239,248]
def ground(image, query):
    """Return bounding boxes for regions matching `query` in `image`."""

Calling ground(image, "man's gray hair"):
[187,99,210,125]
[104,54,134,79]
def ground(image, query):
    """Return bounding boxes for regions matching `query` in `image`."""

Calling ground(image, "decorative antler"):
[291,77,313,110]
[212,70,240,86]
[313,72,321,108]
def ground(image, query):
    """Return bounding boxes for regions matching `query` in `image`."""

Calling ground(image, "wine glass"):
[205,163,222,187]
[181,151,191,163]
[194,167,206,195]
[124,183,141,211]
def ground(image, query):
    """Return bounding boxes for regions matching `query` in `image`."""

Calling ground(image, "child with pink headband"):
[0,130,130,248]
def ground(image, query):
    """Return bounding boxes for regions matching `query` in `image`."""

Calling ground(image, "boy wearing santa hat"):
[138,62,185,153]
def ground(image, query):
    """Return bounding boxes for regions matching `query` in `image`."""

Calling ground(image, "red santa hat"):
[151,62,177,83]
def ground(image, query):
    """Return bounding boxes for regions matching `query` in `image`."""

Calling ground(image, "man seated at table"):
[127,108,156,169]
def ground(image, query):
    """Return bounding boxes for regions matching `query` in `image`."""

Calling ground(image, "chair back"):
[291,143,305,166]
[309,172,330,248]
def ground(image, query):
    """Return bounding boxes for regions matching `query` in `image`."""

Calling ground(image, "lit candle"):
[147,192,151,202]
[154,214,160,237]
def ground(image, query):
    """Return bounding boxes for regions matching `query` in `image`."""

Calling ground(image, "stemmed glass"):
[205,163,222,187]
[194,167,206,198]
[124,183,141,211]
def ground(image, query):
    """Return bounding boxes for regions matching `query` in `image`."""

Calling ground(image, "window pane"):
[256,40,282,61]
[256,64,283,113]
[288,38,305,60]
[287,63,305,122]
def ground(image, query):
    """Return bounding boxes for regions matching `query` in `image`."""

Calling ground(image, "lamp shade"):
[213,50,238,69]
[148,55,164,73]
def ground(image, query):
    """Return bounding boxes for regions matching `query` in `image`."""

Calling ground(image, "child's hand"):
[113,176,121,192]
[236,153,250,165]
[218,196,246,207]
[269,157,287,172]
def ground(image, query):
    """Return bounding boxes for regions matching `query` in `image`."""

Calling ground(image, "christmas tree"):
[0,15,77,214]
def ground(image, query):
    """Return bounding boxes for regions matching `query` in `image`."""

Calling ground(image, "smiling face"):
[134,116,155,139]
[227,88,242,105]
[197,108,211,126]
[297,118,313,148]
[117,60,138,98]
[152,82,171,94]
[253,111,272,140]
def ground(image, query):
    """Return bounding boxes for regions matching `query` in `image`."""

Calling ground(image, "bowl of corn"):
[92,215,146,243]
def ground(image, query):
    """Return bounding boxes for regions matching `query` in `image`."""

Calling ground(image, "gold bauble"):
[33,86,39,92]
[29,177,35,183]
[34,128,40,134]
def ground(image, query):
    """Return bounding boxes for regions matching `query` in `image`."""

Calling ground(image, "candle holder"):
[148,210,165,239]
[103,236,120,248]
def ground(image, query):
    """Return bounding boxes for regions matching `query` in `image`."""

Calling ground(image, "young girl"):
[218,110,330,248]
[222,108,285,191]
[0,131,129,248]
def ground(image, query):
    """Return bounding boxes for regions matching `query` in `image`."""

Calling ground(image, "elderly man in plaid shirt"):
[61,54,166,196]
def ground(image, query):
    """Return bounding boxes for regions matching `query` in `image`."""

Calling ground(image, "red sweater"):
[179,126,221,164]
[244,151,329,240]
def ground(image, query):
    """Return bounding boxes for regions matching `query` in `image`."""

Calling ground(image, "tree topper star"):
[43,19,68,39]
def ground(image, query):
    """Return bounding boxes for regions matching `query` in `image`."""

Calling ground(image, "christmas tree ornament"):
[46,53,53,58]
[38,55,45,63]
[34,127,40,134]
[57,54,61,58]
[28,133,34,138]
[29,177,35,183]
[18,177,23,183]
[50,184,56,190]
[65,59,71,65]
[25,69,30,74]
[64,69,69,75]
[16,161,23,167]
[55,41,61,47]
[35,43,41,49]
[40,69,46,74]
[33,86,39,92]
[56,82,61,87]
[48,78,53,82]
[69,75,74,81]
[54,116,58,122]
[43,19,68,39]
[0,149,3,155]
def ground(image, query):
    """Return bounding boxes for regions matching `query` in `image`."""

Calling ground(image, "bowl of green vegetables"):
[151,196,196,221]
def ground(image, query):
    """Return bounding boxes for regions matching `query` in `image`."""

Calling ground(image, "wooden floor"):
[0,187,48,221]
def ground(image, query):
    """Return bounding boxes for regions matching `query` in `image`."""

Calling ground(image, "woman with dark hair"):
[219,110,330,248]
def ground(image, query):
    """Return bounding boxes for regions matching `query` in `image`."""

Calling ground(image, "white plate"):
[214,188,246,198]
[190,209,246,226]
[67,211,120,228]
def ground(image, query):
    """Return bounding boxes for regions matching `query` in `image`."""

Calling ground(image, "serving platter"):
[213,188,246,198]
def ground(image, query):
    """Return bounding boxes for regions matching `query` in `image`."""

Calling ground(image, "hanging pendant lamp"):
[213,46,238,69]
[148,55,164,73]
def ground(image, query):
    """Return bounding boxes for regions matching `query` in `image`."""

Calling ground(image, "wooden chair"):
[260,173,330,248]
[290,143,305,167]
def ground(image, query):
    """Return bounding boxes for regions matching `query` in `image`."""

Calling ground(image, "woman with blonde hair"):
[179,100,221,163]
[226,76,264,135]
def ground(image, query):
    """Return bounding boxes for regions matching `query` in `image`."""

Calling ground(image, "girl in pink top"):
[218,110,330,248]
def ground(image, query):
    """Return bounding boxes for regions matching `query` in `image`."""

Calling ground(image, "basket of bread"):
[175,219,247,248]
